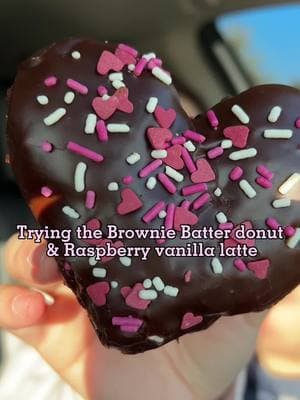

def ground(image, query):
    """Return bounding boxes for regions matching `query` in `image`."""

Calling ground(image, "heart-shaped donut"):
[7,38,300,354]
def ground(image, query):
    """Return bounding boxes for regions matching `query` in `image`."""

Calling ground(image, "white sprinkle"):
[44,108,66,126]
[184,140,196,152]
[229,148,257,161]
[74,162,87,192]
[108,182,119,191]
[107,123,130,133]
[37,95,49,105]
[111,281,118,288]
[221,139,232,149]
[143,52,156,61]
[62,205,80,219]
[119,256,131,267]
[264,129,293,139]
[214,188,222,197]
[112,80,126,89]
[126,152,141,165]
[128,64,135,71]
[152,66,172,85]
[211,257,223,274]
[143,279,152,289]
[268,106,282,123]
[272,198,291,208]
[151,149,167,159]
[89,256,97,266]
[159,210,167,219]
[139,289,158,300]
[216,212,227,224]
[146,97,158,113]
[64,91,75,104]
[165,166,184,182]
[163,285,179,297]
[148,335,164,344]
[109,72,123,81]
[146,176,157,190]
[84,113,97,134]
[278,173,300,194]
[286,228,300,249]
[102,94,110,100]
[239,179,257,198]
[231,105,250,124]
[152,276,165,291]
[71,51,81,60]
[92,268,107,278]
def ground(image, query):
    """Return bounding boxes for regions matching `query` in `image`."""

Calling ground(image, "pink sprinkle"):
[112,316,143,327]
[219,222,234,230]
[44,76,57,87]
[256,176,273,189]
[165,203,176,230]
[41,141,53,153]
[207,110,219,129]
[207,146,224,159]
[142,201,165,223]
[66,78,88,95]
[134,57,148,76]
[120,325,140,333]
[229,166,243,181]
[157,173,177,194]
[122,176,134,185]
[182,183,207,196]
[181,200,191,210]
[139,159,162,178]
[295,118,300,128]
[284,225,296,237]
[181,147,196,173]
[184,270,192,283]
[234,259,247,272]
[96,120,108,142]
[256,165,273,180]
[85,191,96,209]
[97,85,108,96]
[172,136,186,145]
[183,130,206,143]
[41,186,53,198]
[118,43,138,57]
[67,141,104,162]
[193,193,211,210]
[147,58,162,70]
[266,217,280,230]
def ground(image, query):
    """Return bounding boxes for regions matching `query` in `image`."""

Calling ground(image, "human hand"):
[2,234,267,400]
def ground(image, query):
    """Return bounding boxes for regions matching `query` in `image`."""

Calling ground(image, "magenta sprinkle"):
[122,176,134,185]
[139,159,162,178]
[295,118,300,128]
[85,191,96,209]
[112,316,143,327]
[118,43,138,57]
[165,203,176,230]
[284,226,296,237]
[206,110,219,129]
[44,76,57,87]
[192,193,211,210]
[256,176,273,189]
[184,270,192,283]
[219,222,234,230]
[120,325,140,333]
[142,201,165,223]
[229,166,243,181]
[97,85,108,96]
[147,58,162,70]
[182,183,207,196]
[96,120,108,142]
[181,200,191,210]
[172,136,186,145]
[183,130,206,143]
[41,141,53,153]
[266,217,280,230]
[207,146,224,159]
[181,147,196,173]
[234,259,247,272]
[158,173,177,194]
[41,186,53,198]
[66,78,88,95]
[134,57,148,76]
[256,165,273,180]
[67,141,104,162]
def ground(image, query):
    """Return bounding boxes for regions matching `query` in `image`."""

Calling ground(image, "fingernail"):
[29,244,61,283]
[11,293,41,318]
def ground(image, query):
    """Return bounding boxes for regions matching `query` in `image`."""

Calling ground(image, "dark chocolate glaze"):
[6,38,300,354]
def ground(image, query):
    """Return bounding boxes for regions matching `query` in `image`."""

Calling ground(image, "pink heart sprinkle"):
[86,281,110,306]
[115,88,134,113]
[191,159,216,183]
[92,96,119,120]
[123,283,151,310]
[223,125,250,149]
[173,207,199,231]
[115,47,137,65]
[230,221,255,247]
[247,259,270,280]
[163,144,184,170]
[84,218,103,245]
[154,106,176,128]
[181,312,203,330]
[97,50,124,75]
[147,127,173,149]
[98,239,124,263]
[117,188,143,215]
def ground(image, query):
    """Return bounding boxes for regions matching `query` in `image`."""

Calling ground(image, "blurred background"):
[0,0,300,399]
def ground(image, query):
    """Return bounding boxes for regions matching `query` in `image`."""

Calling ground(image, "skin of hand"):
[2,234,267,400]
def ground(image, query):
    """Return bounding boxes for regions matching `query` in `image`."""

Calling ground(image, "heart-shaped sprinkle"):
[97,50,124,75]
[122,283,151,310]
[163,144,184,170]
[230,221,255,247]
[115,48,137,65]
[173,207,199,231]
[147,127,173,149]
[92,95,119,120]
[86,281,110,306]
[115,88,134,113]
[180,312,203,330]
[117,188,143,215]
[191,159,216,183]
[154,106,176,128]
[247,259,270,280]
[223,126,250,148]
